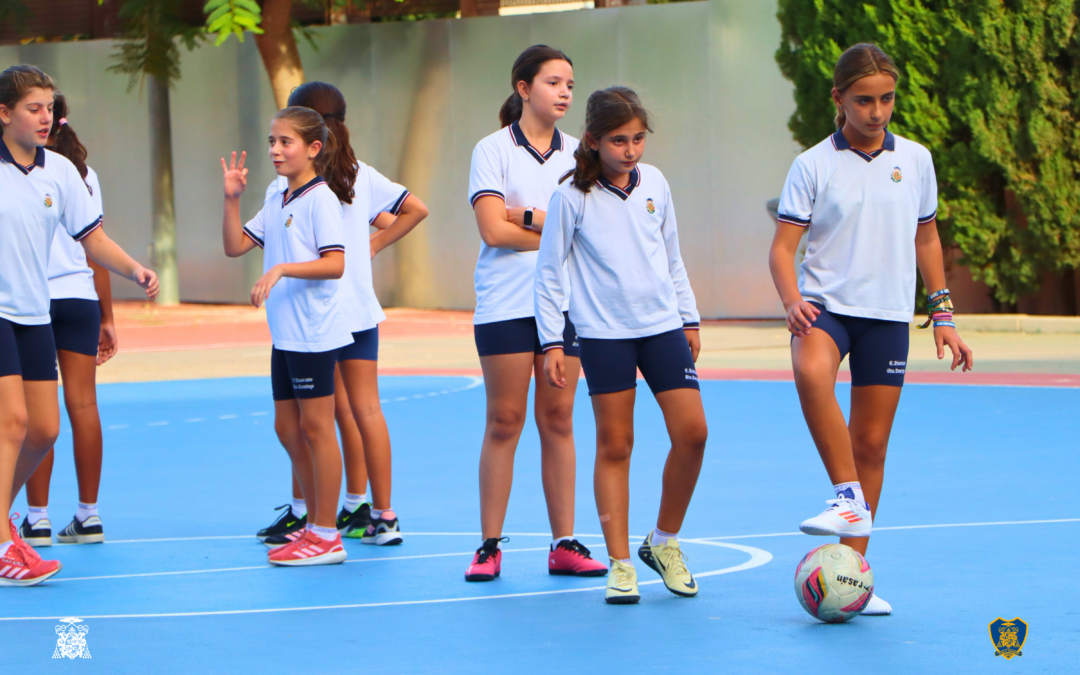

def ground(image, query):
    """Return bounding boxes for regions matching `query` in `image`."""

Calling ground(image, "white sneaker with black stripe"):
[799,499,872,538]
[57,515,105,544]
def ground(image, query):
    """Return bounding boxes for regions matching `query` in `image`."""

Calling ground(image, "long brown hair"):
[499,45,573,128]
[273,106,337,182]
[562,86,653,193]
[49,93,89,181]
[288,82,357,204]
[0,64,56,137]
[833,43,900,129]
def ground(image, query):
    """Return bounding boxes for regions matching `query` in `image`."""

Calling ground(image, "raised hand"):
[222,151,249,199]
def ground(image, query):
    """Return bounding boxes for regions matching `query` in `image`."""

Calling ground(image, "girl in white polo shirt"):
[770,43,974,616]
[0,65,158,587]
[22,94,116,549]
[536,87,708,605]
[222,106,351,567]
[465,45,606,582]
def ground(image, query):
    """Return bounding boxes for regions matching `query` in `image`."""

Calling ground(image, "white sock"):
[371,508,394,521]
[343,493,366,512]
[0,541,11,557]
[291,498,307,518]
[76,503,98,523]
[651,528,678,546]
[28,506,49,526]
[310,525,338,541]
[833,482,868,510]
[617,558,632,564]
[551,536,573,551]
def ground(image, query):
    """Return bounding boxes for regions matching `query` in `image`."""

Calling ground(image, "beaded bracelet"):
[918,289,955,329]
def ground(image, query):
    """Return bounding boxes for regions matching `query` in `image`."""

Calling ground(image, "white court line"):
[76,531,577,545]
[0,540,769,621]
[697,517,1080,542]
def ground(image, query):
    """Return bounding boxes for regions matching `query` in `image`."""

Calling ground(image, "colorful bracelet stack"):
[918,288,955,329]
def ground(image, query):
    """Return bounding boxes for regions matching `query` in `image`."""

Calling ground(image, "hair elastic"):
[58,118,68,126]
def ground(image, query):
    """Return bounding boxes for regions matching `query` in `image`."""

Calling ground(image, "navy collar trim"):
[0,140,46,174]
[509,121,563,165]
[596,167,640,200]
[282,176,326,207]
[831,128,895,162]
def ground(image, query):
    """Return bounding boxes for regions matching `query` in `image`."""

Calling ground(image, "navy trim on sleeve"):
[470,189,505,207]
[318,244,345,253]
[777,213,810,227]
[917,211,937,224]
[541,342,564,352]
[389,190,410,215]
[682,322,700,330]
[72,216,103,241]
[242,227,265,249]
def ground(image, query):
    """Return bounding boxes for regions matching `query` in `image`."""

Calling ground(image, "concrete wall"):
[1,0,800,318]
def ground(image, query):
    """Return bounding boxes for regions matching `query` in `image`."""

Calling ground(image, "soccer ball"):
[793,543,874,623]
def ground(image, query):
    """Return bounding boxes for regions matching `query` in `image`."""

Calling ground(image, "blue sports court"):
[3,374,1077,673]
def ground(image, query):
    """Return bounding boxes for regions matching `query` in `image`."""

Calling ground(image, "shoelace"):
[474,537,508,564]
[268,504,294,528]
[559,539,594,558]
[824,498,866,513]
[658,544,691,578]
[610,562,635,588]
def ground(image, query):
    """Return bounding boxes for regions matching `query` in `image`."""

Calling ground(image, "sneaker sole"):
[549,567,608,577]
[342,529,366,540]
[0,562,62,587]
[799,523,871,537]
[268,550,348,567]
[638,545,698,598]
[361,533,403,546]
[22,536,52,548]
[57,533,105,545]
[464,571,499,582]
[605,593,640,605]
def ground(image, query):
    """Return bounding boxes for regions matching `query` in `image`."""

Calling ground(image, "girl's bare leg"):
[532,353,581,539]
[653,388,708,533]
[478,353,534,540]
[591,389,637,560]
[841,385,902,557]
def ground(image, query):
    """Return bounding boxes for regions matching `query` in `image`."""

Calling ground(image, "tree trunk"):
[148,74,180,306]
[253,0,305,110]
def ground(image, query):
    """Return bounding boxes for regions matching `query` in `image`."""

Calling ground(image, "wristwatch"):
[523,208,534,227]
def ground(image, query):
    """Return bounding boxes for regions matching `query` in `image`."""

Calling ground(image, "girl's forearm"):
[278,251,344,280]
[915,221,947,293]
[371,197,429,255]
[81,229,143,280]
[88,257,114,322]
[223,197,252,257]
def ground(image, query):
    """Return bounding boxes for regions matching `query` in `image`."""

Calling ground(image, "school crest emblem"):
[53,618,91,659]
[989,618,1027,659]
[44,194,53,208]
[646,199,656,214]
[285,215,293,228]
[890,167,902,183]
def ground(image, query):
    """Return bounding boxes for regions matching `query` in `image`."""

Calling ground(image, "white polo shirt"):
[48,166,103,301]
[268,161,409,333]
[468,121,577,325]
[778,129,938,322]
[0,143,102,325]
[244,176,352,353]
[535,164,701,346]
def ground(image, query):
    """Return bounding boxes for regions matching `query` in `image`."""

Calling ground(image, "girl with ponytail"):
[464,45,607,583]
[771,43,973,616]
[253,82,429,549]
[222,106,353,567]
[536,86,706,605]
[21,94,118,550]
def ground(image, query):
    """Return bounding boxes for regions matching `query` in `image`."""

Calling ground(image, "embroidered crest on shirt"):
[646,198,656,214]
[44,194,53,208]
[285,214,293,228]
[890,167,902,183]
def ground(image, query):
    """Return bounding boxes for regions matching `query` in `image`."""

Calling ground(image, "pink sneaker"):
[0,539,62,587]
[464,537,504,582]
[9,514,42,564]
[549,539,608,577]
[267,530,347,567]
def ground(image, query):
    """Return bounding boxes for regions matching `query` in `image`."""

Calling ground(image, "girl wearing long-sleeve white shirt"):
[536,87,707,605]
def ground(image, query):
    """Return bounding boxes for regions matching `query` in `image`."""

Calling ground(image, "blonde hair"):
[833,44,900,128]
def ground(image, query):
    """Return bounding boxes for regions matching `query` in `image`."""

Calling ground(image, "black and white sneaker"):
[18,516,52,548]
[340,503,372,539]
[361,512,403,546]
[256,505,306,543]
[57,516,105,544]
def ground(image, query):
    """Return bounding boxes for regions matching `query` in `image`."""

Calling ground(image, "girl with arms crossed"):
[770,44,973,615]
[536,87,708,605]
[0,66,157,587]
[222,107,351,566]
[22,94,117,548]
[465,45,606,582]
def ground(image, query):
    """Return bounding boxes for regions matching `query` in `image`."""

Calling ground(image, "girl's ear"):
[831,87,843,110]
[307,139,323,160]
[584,132,600,152]
[516,78,530,102]
[0,105,10,125]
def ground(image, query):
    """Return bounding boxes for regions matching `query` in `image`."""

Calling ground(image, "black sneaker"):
[18,516,52,548]
[361,512,403,546]
[263,528,307,549]
[256,505,306,543]
[57,515,105,544]
[340,503,372,539]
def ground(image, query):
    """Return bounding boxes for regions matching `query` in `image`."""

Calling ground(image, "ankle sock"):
[0,541,11,557]
[617,558,632,564]
[343,493,366,512]
[310,525,338,541]
[27,506,49,526]
[833,482,868,510]
[291,498,307,518]
[551,536,573,551]
[651,528,678,546]
[76,503,98,524]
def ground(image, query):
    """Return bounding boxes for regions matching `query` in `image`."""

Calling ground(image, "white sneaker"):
[861,593,892,615]
[605,558,640,605]
[799,499,872,537]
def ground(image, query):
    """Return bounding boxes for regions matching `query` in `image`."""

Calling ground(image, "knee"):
[487,407,526,444]
[274,417,302,448]
[25,417,59,453]
[681,418,708,454]
[299,415,335,446]
[851,431,889,468]
[793,358,835,386]
[597,430,634,463]
[535,402,574,439]
[0,409,28,446]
